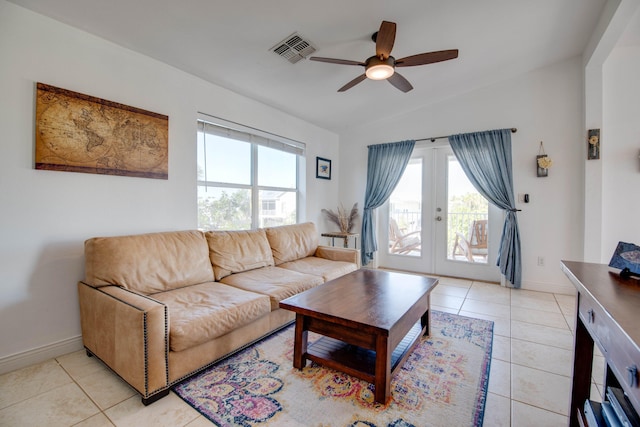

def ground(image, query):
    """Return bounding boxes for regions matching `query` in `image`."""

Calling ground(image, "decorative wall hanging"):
[316,157,331,179]
[35,83,169,179]
[536,141,552,177]
[587,129,600,160]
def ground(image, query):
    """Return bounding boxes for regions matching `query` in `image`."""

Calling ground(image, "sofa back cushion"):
[84,230,213,294]
[205,229,274,281]
[265,222,319,265]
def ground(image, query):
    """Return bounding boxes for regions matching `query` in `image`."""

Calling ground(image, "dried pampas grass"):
[322,203,359,233]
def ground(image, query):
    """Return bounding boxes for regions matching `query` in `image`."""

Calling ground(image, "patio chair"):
[452,219,488,262]
[389,218,421,254]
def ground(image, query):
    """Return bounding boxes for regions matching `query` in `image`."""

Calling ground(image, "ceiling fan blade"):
[338,74,367,92]
[387,72,413,93]
[376,21,396,59]
[309,57,365,66]
[395,49,459,67]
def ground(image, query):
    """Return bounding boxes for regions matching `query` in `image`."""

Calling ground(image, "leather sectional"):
[78,222,359,404]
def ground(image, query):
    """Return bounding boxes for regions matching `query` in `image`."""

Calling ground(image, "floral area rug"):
[172,311,493,427]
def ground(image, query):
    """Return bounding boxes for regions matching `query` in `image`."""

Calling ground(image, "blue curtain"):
[448,129,521,288]
[361,140,415,266]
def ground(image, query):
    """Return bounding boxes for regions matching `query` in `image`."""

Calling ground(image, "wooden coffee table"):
[279,269,438,404]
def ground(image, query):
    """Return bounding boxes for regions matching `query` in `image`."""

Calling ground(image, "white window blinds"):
[197,115,305,157]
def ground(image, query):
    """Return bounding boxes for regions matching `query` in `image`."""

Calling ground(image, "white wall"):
[582,0,640,262]
[339,57,586,294]
[0,1,339,370]
[3,0,635,372]
[601,45,640,258]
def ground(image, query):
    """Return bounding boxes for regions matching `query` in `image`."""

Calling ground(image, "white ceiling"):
[8,0,610,133]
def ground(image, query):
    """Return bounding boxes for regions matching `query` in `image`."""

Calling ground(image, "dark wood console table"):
[561,261,640,427]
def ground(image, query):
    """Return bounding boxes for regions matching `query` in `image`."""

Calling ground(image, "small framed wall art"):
[316,157,331,180]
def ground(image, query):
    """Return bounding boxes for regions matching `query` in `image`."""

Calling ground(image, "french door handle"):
[435,216,442,221]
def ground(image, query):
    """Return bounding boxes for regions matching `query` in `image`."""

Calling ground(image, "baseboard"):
[0,336,84,375]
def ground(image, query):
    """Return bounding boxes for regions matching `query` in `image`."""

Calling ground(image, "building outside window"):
[197,118,304,230]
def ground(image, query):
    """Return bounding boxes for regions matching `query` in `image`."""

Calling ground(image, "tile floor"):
[0,276,606,426]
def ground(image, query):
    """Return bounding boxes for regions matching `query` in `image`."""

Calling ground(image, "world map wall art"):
[35,83,169,179]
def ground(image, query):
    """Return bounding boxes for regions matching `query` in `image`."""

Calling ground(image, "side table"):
[321,232,359,249]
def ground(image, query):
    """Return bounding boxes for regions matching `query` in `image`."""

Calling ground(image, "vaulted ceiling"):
[8,0,609,133]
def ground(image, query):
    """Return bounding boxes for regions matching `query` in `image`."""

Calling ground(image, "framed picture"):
[35,83,169,179]
[608,241,640,279]
[316,157,331,180]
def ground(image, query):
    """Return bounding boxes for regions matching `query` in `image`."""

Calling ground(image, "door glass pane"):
[447,155,488,263]
[388,159,422,256]
[259,190,296,228]
[197,186,251,230]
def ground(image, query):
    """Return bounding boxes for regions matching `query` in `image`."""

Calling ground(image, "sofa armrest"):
[314,245,361,267]
[78,282,168,399]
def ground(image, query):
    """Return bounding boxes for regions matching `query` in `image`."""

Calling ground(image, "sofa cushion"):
[84,230,213,295]
[279,257,358,282]
[205,229,274,281]
[265,222,319,265]
[220,266,323,310]
[152,282,271,352]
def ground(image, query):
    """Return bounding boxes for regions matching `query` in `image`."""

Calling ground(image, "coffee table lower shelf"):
[304,322,424,388]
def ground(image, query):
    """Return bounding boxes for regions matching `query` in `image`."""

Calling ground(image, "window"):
[197,118,303,230]
[261,200,276,213]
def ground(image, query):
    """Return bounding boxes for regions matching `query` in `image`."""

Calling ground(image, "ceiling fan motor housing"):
[365,56,395,80]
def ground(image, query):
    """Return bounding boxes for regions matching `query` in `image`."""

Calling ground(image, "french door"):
[378,145,501,282]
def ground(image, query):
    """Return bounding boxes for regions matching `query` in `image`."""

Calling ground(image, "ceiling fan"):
[309,21,458,93]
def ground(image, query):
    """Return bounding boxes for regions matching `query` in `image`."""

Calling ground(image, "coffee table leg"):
[421,307,431,336]
[374,334,391,404]
[293,313,308,369]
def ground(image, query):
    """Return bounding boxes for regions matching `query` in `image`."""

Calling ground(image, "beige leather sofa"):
[78,222,359,404]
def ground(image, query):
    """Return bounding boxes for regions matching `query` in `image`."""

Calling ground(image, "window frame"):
[197,115,305,230]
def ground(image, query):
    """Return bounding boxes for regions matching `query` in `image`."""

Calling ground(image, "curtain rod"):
[415,128,517,143]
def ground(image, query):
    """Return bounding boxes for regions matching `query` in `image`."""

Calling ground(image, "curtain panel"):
[449,129,522,288]
[361,140,415,266]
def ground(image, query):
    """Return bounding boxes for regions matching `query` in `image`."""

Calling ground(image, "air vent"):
[271,33,316,64]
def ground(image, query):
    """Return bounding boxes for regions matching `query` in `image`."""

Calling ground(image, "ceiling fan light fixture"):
[365,56,395,80]
[366,64,394,80]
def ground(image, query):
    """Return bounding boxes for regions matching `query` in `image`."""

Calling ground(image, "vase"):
[536,155,548,177]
